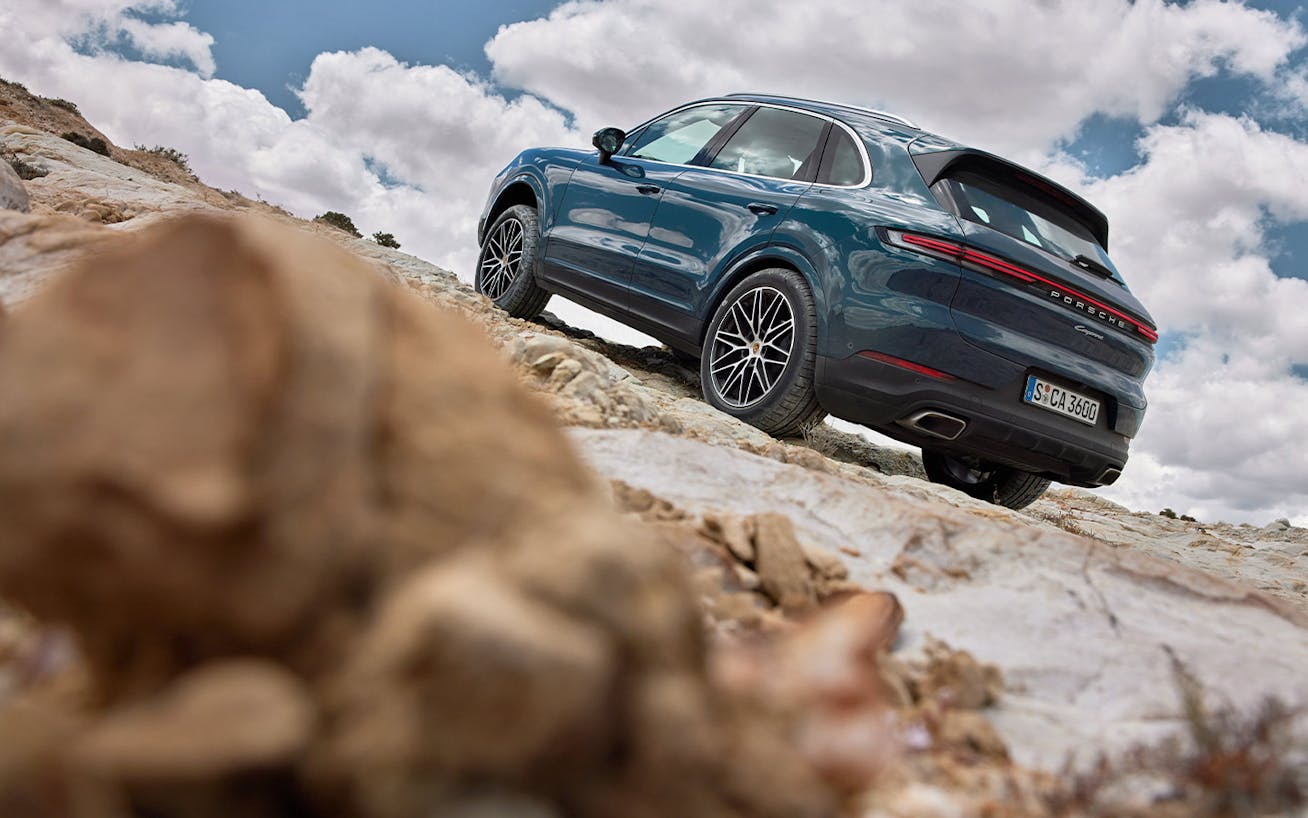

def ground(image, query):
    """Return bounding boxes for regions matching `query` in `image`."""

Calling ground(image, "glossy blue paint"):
[544,154,685,299]
[476,94,1158,487]
[631,170,812,340]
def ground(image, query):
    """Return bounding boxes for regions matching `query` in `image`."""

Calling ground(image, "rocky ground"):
[1,84,1306,817]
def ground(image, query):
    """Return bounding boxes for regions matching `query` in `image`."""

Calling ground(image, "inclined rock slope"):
[3,110,1306,782]
[574,429,1308,767]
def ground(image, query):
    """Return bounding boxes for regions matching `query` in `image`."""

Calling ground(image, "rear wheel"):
[921,450,1051,510]
[700,268,826,436]
[476,204,550,318]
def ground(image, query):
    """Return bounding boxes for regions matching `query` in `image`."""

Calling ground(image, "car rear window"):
[818,127,865,186]
[940,170,1124,284]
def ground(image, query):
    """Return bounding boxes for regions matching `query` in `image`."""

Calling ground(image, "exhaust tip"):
[897,410,967,441]
[1097,466,1122,486]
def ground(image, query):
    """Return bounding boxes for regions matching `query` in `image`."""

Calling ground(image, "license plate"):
[1023,375,1099,426]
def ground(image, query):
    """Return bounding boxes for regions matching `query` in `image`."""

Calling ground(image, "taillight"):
[888,230,1158,344]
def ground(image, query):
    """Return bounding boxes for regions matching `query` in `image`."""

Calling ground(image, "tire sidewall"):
[476,204,541,309]
[921,450,1049,509]
[700,268,817,426]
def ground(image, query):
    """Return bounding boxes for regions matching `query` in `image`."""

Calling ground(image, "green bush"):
[61,132,109,157]
[372,231,401,249]
[134,144,192,175]
[314,211,362,238]
[1159,508,1177,519]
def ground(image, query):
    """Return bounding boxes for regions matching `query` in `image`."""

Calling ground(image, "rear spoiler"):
[910,147,1110,249]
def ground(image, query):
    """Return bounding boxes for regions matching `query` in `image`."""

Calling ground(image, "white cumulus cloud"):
[486,0,1304,159]
[119,18,215,77]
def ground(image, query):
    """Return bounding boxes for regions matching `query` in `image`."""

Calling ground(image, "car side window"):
[707,107,827,181]
[819,127,867,186]
[622,104,747,165]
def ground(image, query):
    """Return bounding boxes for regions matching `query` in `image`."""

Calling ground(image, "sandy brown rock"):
[71,661,314,780]
[754,513,820,614]
[715,592,907,794]
[327,554,614,781]
[911,640,1003,711]
[0,214,840,818]
[0,214,597,696]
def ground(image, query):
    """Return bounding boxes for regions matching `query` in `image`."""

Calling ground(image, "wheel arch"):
[482,177,542,245]
[699,247,827,350]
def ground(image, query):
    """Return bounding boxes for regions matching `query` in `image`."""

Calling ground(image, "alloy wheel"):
[479,217,525,299]
[708,285,795,408]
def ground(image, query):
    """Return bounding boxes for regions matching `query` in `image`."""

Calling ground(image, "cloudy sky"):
[1,0,1305,525]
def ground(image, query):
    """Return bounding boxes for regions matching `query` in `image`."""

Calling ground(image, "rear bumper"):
[815,353,1133,487]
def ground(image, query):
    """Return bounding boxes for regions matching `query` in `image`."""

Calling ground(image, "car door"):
[627,105,829,345]
[540,103,750,314]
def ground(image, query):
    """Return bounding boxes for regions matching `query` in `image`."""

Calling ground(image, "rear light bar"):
[891,231,1158,344]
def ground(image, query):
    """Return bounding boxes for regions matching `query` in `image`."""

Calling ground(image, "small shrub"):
[44,97,80,114]
[1180,514,1197,523]
[61,132,109,157]
[1044,653,1306,817]
[134,144,192,175]
[372,231,401,249]
[2,150,47,180]
[314,211,362,238]
[1159,508,1178,519]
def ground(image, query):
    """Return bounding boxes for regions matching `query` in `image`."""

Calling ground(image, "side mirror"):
[592,127,626,163]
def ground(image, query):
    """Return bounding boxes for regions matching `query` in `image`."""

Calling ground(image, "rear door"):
[628,106,829,344]
[541,103,749,310]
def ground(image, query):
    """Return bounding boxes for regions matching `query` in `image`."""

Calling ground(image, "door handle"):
[636,184,661,195]
[747,202,779,215]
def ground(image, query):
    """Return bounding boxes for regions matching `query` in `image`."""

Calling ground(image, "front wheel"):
[921,450,1051,510]
[476,204,550,318]
[700,268,826,436]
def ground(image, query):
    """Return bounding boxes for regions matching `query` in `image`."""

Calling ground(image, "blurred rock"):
[0,159,28,212]
[71,661,313,780]
[754,514,818,613]
[715,592,906,794]
[911,639,1003,711]
[0,214,838,818]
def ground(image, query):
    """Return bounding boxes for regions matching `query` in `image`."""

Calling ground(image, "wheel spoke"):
[478,217,529,301]
[711,345,747,368]
[720,357,751,399]
[763,316,793,343]
[729,301,752,337]
[708,284,800,408]
[757,289,784,332]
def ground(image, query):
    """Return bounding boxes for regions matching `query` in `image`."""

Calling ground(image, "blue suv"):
[476,94,1156,508]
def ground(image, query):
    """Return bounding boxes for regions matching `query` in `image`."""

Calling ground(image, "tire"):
[475,204,550,318]
[700,268,826,436]
[921,450,1051,510]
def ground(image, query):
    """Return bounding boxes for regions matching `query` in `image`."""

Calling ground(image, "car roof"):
[721,92,922,131]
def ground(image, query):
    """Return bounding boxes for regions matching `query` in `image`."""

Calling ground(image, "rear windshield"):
[940,171,1124,285]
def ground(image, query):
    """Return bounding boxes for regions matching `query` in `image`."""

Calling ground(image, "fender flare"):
[701,245,830,350]
[482,171,548,243]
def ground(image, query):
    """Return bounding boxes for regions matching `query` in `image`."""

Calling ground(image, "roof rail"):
[725,92,918,129]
